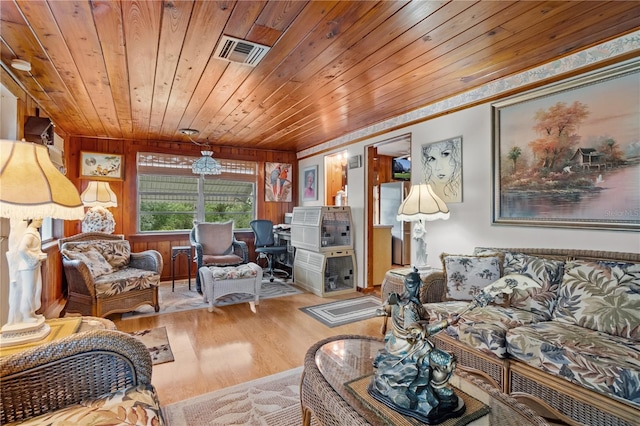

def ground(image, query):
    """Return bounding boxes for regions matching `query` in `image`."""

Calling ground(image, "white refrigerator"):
[379,181,411,266]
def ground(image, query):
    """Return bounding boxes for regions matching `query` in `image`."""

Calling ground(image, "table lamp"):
[81,181,117,233]
[0,140,84,347]
[396,183,449,270]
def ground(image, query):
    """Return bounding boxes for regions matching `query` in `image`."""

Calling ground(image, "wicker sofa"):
[381,248,640,426]
[59,232,162,317]
[0,329,164,425]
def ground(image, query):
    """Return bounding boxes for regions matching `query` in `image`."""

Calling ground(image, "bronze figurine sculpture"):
[368,268,464,424]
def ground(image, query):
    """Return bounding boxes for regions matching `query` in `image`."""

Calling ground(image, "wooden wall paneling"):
[378,155,394,184]
[40,244,62,313]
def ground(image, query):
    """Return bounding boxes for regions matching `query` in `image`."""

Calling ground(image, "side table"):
[301,335,550,426]
[171,245,192,291]
[381,267,444,303]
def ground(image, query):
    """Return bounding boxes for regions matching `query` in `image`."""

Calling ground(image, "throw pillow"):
[503,252,564,320]
[553,259,640,340]
[440,253,504,301]
[62,248,113,277]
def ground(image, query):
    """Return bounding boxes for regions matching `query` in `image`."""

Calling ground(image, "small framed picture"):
[302,165,318,201]
[80,152,124,180]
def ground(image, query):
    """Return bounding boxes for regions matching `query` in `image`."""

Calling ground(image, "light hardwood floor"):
[111,284,383,406]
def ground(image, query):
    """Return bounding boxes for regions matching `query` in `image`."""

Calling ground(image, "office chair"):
[250,219,289,282]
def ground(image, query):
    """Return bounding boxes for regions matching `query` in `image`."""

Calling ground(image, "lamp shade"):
[81,181,117,207]
[0,140,84,220]
[192,150,222,175]
[397,183,450,222]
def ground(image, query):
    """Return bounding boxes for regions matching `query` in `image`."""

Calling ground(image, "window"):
[137,153,256,232]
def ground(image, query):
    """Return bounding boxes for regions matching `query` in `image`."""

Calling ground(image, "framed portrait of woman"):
[302,165,318,201]
[421,136,463,203]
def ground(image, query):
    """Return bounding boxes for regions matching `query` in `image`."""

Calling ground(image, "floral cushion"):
[553,260,640,340]
[474,249,565,319]
[10,383,164,426]
[207,263,259,280]
[62,240,131,269]
[94,268,160,298]
[426,301,545,358]
[506,321,640,407]
[61,248,113,277]
[440,253,503,301]
[503,252,564,320]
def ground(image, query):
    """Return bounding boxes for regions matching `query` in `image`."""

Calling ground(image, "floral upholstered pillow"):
[553,259,640,340]
[503,252,564,320]
[440,253,504,301]
[62,248,113,277]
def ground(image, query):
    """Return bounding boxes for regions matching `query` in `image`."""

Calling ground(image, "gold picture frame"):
[80,151,124,180]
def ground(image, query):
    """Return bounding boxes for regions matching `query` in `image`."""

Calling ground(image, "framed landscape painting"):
[492,59,640,231]
[80,152,123,180]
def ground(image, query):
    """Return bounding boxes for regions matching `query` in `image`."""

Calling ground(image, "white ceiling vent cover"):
[214,35,270,66]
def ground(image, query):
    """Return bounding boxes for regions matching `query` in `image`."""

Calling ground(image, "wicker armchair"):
[190,221,249,292]
[0,329,164,425]
[59,232,162,318]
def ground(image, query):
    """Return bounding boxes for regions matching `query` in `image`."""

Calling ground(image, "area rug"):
[121,278,302,319]
[129,326,175,365]
[300,295,382,328]
[163,367,304,425]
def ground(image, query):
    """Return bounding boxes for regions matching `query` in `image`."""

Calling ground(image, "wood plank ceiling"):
[1,1,639,153]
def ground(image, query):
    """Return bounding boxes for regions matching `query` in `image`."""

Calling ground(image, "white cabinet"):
[291,206,353,252]
[291,206,356,296]
[293,249,356,297]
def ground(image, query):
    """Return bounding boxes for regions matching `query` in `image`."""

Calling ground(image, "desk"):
[301,335,550,426]
[171,245,192,291]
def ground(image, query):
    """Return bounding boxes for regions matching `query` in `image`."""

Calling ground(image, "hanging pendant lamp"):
[192,150,222,175]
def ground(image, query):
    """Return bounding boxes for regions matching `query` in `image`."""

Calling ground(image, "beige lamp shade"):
[81,181,117,207]
[0,140,84,220]
[397,183,450,222]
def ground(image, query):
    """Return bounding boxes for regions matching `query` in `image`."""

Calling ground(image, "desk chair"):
[250,219,288,282]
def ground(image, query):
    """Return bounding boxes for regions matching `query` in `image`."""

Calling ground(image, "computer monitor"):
[284,213,293,224]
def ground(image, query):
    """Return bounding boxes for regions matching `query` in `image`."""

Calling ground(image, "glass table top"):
[314,336,549,426]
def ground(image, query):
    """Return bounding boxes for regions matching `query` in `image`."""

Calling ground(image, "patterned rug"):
[129,326,174,365]
[300,295,382,327]
[163,367,306,425]
[121,278,302,319]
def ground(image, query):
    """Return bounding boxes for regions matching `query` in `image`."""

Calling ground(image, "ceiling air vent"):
[213,35,270,67]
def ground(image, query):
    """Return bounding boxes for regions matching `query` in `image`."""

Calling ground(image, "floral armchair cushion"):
[11,383,164,426]
[61,248,113,277]
[61,240,131,270]
[553,259,640,340]
[440,253,504,301]
[208,263,259,280]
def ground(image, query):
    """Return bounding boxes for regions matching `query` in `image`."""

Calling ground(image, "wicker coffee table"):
[301,335,550,426]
